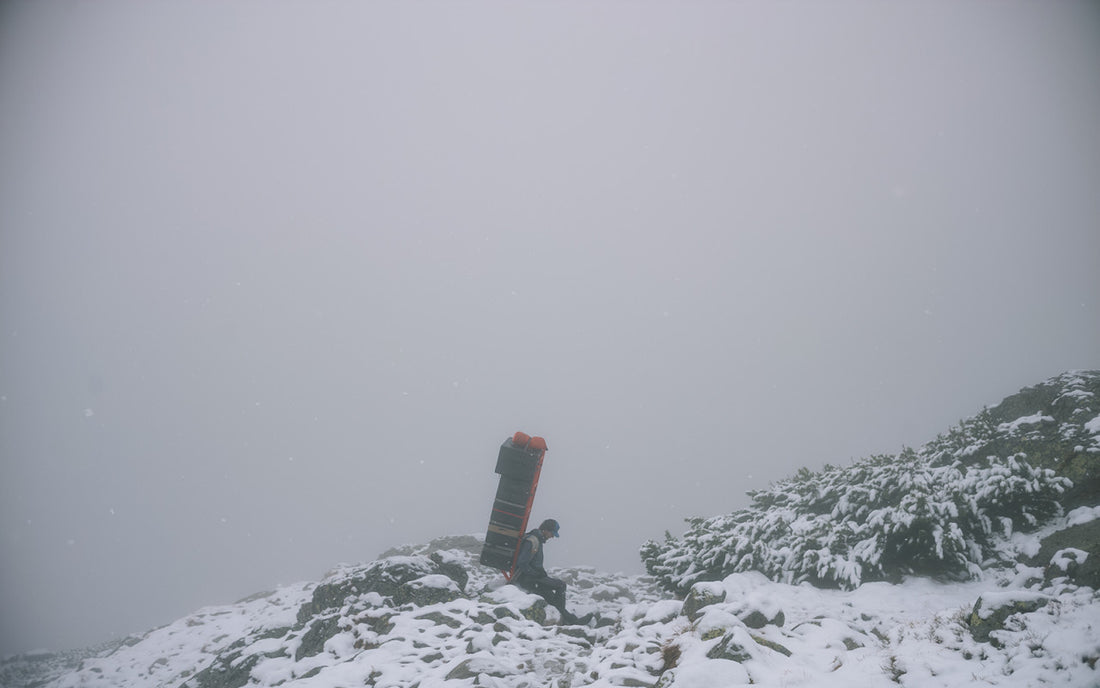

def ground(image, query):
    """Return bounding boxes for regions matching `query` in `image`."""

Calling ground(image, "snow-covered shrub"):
[641,449,1070,594]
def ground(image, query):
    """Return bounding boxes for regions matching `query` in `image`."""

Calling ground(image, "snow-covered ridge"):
[641,370,1100,594]
[5,533,1097,688]
[3,371,1098,687]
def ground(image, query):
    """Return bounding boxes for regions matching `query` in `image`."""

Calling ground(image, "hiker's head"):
[539,519,560,538]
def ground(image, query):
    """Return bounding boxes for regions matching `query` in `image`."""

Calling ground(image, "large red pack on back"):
[479,432,548,576]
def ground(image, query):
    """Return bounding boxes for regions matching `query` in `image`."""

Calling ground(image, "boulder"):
[429,551,470,591]
[520,597,548,624]
[444,654,516,681]
[187,650,261,688]
[483,586,549,624]
[640,600,683,626]
[1029,518,1100,589]
[739,607,785,629]
[394,574,464,607]
[706,633,753,663]
[682,582,726,621]
[295,615,340,661]
[750,633,792,656]
[968,591,1050,645]
[413,610,464,629]
[1059,451,1100,510]
[298,555,468,623]
[1046,548,1090,585]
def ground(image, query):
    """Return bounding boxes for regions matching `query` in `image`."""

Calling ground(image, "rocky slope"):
[927,370,1100,508]
[4,523,1098,688]
[641,370,1100,594]
[4,371,1098,687]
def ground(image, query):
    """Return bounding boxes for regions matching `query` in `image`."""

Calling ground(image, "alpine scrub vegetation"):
[640,450,1068,594]
[639,370,1100,595]
[5,372,1097,688]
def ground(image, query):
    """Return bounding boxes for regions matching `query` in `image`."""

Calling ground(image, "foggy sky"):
[1,1,1098,656]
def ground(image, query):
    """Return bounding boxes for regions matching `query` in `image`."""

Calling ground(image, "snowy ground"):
[649,570,1098,687]
[4,527,1097,688]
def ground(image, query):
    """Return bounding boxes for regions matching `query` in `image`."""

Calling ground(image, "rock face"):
[738,607,785,630]
[976,371,1100,509]
[968,591,1050,645]
[297,553,468,625]
[681,582,726,621]
[185,553,477,688]
[6,532,1100,688]
[1030,517,1100,589]
[168,541,665,688]
[6,374,1099,688]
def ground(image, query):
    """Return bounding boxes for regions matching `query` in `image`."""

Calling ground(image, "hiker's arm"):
[515,538,534,575]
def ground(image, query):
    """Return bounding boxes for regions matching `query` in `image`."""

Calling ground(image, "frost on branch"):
[641,449,1069,595]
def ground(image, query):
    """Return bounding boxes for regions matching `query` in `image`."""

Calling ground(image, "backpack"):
[525,532,541,555]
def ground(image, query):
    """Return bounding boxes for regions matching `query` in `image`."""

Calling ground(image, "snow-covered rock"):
[5,371,1100,688]
[4,537,1098,688]
[642,371,1100,594]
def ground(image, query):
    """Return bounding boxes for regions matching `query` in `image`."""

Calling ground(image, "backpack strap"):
[525,533,541,554]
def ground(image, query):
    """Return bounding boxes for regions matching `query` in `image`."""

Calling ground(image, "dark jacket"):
[515,529,548,579]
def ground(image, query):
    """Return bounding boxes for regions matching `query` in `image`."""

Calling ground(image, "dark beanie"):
[539,519,560,537]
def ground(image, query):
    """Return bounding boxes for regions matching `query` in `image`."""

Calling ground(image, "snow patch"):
[997,413,1054,434]
[408,574,460,591]
[669,658,751,687]
[974,590,1050,620]
[1066,505,1100,527]
[1050,548,1088,571]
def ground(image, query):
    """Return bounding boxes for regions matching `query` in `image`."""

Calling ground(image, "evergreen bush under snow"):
[640,449,1070,594]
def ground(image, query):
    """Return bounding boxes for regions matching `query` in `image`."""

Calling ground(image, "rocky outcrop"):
[643,371,1100,595]
[973,371,1100,509]
[8,536,1100,688]
[1030,517,1100,589]
[177,554,478,688]
[297,552,467,625]
[968,591,1051,645]
[681,581,726,621]
[7,373,1100,688]
[704,626,792,662]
